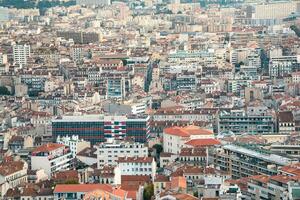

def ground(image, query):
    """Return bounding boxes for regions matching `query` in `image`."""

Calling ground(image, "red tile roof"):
[185,138,220,147]
[249,175,270,184]
[32,143,64,154]
[54,184,113,193]
[270,175,292,184]
[121,175,151,182]
[280,163,300,176]
[0,160,24,176]
[164,125,213,137]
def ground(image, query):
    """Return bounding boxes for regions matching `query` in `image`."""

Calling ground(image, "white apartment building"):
[13,44,31,65]
[269,56,299,77]
[116,156,156,179]
[31,143,73,176]
[0,53,7,65]
[131,102,147,115]
[200,79,220,94]
[96,140,148,168]
[292,72,300,83]
[0,160,28,197]
[253,2,298,19]
[57,135,90,158]
[71,47,83,62]
[163,125,214,154]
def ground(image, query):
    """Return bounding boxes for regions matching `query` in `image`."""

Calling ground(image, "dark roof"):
[77,147,97,158]
[278,111,294,122]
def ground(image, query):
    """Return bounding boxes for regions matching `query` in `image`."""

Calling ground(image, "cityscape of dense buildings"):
[1,0,300,199]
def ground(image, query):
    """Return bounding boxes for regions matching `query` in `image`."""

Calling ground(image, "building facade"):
[31,143,73,176]
[13,44,31,66]
[96,141,148,167]
[52,115,150,144]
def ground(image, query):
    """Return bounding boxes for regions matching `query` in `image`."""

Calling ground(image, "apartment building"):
[247,174,300,200]
[269,56,299,77]
[96,140,148,167]
[116,156,156,179]
[278,111,295,133]
[56,135,90,158]
[31,143,73,176]
[13,44,30,65]
[0,160,28,197]
[214,144,296,179]
[218,109,275,134]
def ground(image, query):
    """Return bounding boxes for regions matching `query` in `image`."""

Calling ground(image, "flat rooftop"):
[52,114,149,122]
[224,144,293,166]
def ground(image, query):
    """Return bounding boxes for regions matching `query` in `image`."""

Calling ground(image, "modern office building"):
[52,115,150,144]
[96,140,148,167]
[214,144,296,179]
[13,44,31,65]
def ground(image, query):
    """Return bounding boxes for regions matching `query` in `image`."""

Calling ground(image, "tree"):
[291,25,300,37]
[143,183,154,200]
[153,144,163,157]
[0,86,10,95]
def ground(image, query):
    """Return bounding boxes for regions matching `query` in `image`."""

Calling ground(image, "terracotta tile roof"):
[121,182,141,191]
[179,147,206,157]
[112,188,128,198]
[32,143,64,154]
[185,138,220,147]
[280,163,300,176]
[92,166,115,178]
[154,175,169,182]
[249,175,270,184]
[164,125,213,137]
[126,190,137,199]
[171,165,203,177]
[160,152,174,157]
[54,184,113,193]
[121,175,151,182]
[117,156,153,163]
[53,170,79,182]
[170,176,187,190]
[0,160,24,176]
[270,175,292,184]
[225,177,249,192]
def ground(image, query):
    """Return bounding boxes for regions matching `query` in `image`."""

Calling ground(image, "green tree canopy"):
[143,183,154,200]
[0,86,10,95]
